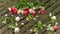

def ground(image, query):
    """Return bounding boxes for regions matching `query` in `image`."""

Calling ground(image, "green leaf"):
[8,24,17,29]
[47,24,54,31]
[26,14,33,21]
[37,21,43,29]
[26,2,34,8]
[8,15,15,21]
[2,18,7,24]
[49,26,54,31]
[33,28,38,32]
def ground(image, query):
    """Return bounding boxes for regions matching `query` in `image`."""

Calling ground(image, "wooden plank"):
[0,12,12,28]
[20,18,39,34]
[24,24,36,34]
[56,12,60,24]
[46,0,60,13]
[0,0,18,16]
[3,29,12,34]
[0,21,12,34]
[0,0,60,34]
[45,0,57,9]
[20,14,44,34]
[52,6,60,15]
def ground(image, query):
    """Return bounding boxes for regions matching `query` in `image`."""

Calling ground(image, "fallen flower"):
[14,27,20,33]
[40,9,46,14]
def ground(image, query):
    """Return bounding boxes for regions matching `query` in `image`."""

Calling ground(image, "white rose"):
[20,10,24,14]
[17,10,21,14]
[5,14,8,16]
[14,27,20,33]
[35,32,38,34]
[55,22,58,25]
[15,16,20,21]
[51,16,56,20]
[17,9,24,15]
[29,9,33,13]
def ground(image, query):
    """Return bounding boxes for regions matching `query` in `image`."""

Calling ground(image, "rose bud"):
[23,11,29,16]
[14,27,20,33]
[33,11,37,16]
[54,25,58,32]
[25,8,30,13]
[13,8,18,14]
[40,9,46,14]
[8,7,14,11]
[15,16,20,21]
[36,6,40,10]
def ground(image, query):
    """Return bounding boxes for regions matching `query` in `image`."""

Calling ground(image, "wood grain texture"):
[0,0,60,34]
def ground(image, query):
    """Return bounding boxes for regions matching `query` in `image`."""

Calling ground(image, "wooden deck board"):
[0,0,60,34]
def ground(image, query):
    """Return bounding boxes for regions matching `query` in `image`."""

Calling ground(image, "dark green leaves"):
[26,2,34,8]
[14,0,42,9]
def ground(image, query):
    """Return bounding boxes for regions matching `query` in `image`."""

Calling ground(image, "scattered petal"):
[15,16,20,21]
[30,29,33,32]
[14,27,20,33]
[21,23,24,25]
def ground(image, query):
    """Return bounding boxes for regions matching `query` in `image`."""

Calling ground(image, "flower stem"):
[54,32,56,34]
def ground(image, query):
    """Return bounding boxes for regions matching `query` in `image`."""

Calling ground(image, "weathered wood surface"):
[0,0,60,34]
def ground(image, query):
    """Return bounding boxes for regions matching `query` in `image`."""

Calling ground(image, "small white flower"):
[15,16,20,21]
[55,22,58,25]
[49,12,52,16]
[5,14,8,16]
[14,27,20,33]
[39,11,40,13]
[51,16,56,20]
[35,32,38,34]
[36,15,38,18]
[15,23,18,26]
[29,9,33,13]
[33,18,36,20]
[17,10,21,14]
[8,7,11,11]
[20,10,24,14]
[30,29,33,32]
[21,23,24,25]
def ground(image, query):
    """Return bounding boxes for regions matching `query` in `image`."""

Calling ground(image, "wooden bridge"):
[0,0,60,34]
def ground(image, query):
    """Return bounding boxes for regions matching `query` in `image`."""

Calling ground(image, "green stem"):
[54,32,56,34]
